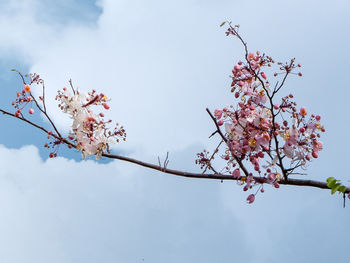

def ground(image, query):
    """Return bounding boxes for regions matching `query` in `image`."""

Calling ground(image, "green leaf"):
[220,21,226,27]
[11,69,17,71]
[326,177,335,183]
[338,185,346,193]
[327,178,337,188]
[331,183,341,194]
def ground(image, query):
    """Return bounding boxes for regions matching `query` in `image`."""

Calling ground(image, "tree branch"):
[1,107,349,194]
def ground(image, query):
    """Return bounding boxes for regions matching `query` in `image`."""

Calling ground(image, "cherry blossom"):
[56,87,126,159]
[196,23,326,203]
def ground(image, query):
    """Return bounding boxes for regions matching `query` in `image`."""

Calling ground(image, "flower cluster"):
[12,84,35,117]
[196,23,325,203]
[56,87,126,159]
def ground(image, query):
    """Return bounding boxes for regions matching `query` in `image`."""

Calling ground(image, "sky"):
[0,0,349,262]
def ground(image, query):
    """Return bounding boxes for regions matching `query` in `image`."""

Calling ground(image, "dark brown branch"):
[1,107,349,194]
[206,108,227,143]
[30,93,62,138]
[206,108,250,177]
[102,152,350,193]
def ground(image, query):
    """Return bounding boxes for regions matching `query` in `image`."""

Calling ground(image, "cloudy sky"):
[0,0,349,262]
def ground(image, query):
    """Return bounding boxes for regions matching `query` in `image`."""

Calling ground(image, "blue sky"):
[0,0,349,262]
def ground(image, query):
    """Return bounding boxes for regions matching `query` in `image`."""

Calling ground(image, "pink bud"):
[232,168,241,179]
[315,115,321,121]
[224,155,230,161]
[214,109,223,119]
[299,127,305,133]
[217,120,224,126]
[238,81,244,87]
[28,108,34,114]
[246,194,255,204]
[103,103,110,110]
[312,151,318,158]
[261,72,267,80]
[235,92,240,98]
[260,188,264,193]
[274,182,280,188]
[99,112,105,117]
[274,104,280,110]
[48,131,52,135]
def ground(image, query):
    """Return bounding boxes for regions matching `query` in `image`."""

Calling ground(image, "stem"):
[1,107,349,194]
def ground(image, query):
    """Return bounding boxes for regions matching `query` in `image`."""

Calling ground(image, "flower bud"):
[24,84,31,93]
[103,103,110,110]
[246,194,255,204]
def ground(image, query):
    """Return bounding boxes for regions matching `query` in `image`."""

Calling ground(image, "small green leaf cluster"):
[327,177,347,195]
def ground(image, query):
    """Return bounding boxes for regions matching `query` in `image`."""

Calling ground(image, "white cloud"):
[0,144,349,263]
[0,144,253,262]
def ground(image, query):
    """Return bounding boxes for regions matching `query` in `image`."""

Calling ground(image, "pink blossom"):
[232,168,241,179]
[214,109,223,119]
[300,107,307,116]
